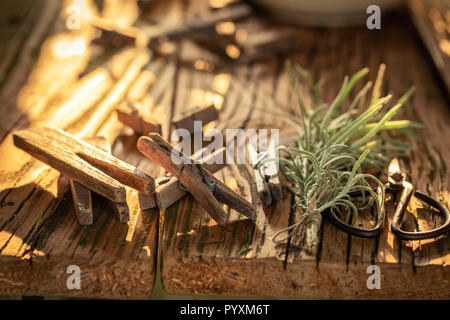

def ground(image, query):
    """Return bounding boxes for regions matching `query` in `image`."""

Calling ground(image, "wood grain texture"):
[0,0,175,298]
[160,4,450,299]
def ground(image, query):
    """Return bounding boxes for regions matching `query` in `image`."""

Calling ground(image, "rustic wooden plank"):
[161,6,449,298]
[138,133,256,224]
[0,0,162,296]
[1,111,159,298]
[78,49,150,137]
[161,39,291,295]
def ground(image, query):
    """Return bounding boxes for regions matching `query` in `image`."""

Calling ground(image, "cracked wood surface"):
[160,2,450,299]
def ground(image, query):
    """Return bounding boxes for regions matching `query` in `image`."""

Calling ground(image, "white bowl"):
[251,0,403,27]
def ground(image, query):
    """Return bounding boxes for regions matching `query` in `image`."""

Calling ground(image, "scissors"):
[325,158,450,240]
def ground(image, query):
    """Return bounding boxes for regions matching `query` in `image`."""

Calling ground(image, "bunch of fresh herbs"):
[259,63,420,244]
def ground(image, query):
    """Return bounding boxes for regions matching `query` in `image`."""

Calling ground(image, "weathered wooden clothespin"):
[123,103,220,210]
[265,140,283,201]
[116,103,162,135]
[57,136,111,225]
[117,103,218,136]
[13,127,155,223]
[92,3,253,49]
[137,133,256,226]
[248,144,272,208]
[172,104,219,134]
[145,146,227,211]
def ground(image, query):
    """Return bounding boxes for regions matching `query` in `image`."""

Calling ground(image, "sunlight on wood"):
[189,89,224,110]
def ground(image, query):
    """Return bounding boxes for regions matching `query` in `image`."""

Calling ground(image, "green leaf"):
[351,102,403,149]
[321,68,369,130]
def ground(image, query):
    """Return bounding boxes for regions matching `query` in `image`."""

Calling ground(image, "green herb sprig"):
[260,63,420,244]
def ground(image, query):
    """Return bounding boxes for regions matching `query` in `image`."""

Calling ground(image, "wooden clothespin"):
[116,103,162,135]
[92,3,252,49]
[137,133,256,226]
[58,136,111,225]
[248,144,272,208]
[126,103,219,210]
[13,127,155,223]
[233,28,301,63]
[248,140,283,208]
[138,145,226,211]
[172,104,219,134]
[148,146,227,211]
[265,139,283,201]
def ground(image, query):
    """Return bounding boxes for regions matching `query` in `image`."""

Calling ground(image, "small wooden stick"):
[151,129,244,211]
[172,104,219,134]
[137,134,255,225]
[116,104,162,135]
[13,127,155,202]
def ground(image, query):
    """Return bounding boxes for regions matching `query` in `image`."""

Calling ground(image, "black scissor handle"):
[390,185,450,241]
[325,187,385,239]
